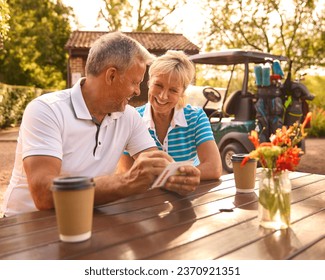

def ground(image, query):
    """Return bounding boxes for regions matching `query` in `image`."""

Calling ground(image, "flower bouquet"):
[242,112,312,229]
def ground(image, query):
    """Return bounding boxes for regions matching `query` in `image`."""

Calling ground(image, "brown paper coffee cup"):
[231,154,257,193]
[52,176,95,242]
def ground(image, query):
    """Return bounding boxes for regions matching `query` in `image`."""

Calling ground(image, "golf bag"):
[282,81,314,128]
[255,85,284,142]
[254,60,314,142]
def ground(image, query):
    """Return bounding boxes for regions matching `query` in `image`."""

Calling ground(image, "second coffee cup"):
[231,154,257,193]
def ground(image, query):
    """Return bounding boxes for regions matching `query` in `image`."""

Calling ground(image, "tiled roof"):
[65,31,200,54]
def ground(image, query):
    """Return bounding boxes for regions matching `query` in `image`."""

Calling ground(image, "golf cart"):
[188,50,314,173]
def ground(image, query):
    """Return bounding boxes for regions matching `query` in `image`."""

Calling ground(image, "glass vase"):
[258,169,291,229]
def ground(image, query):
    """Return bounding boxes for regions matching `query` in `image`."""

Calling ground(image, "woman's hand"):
[163,165,201,196]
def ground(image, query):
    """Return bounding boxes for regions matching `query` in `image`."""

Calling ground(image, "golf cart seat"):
[223,90,256,121]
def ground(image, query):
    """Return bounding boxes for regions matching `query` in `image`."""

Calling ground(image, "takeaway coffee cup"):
[231,154,257,193]
[52,176,95,242]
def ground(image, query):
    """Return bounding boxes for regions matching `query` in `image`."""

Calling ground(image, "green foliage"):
[0,83,39,128]
[302,75,325,110]
[307,108,325,137]
[302,75,325,136]
[0,0,10,44]
[0,0,72,89]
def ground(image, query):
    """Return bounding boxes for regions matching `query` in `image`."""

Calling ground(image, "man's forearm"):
[93,173,131,205]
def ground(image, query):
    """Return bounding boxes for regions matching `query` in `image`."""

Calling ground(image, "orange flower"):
[241,156,251,167]
[301,112,312,136]
[248,130,260,148]
[260,142,273,147]
[276,146,302,171]
[242,113,311,173]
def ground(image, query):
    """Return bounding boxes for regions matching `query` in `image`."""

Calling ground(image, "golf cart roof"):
[189,49,289,65]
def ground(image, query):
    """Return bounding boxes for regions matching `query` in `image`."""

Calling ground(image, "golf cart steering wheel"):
[203,87,222,103]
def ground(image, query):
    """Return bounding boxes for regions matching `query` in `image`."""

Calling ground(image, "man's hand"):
[94,150,174,205]
[124,150,174,193]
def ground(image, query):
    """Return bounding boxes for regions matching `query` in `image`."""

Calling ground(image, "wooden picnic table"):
[0,171,324,260]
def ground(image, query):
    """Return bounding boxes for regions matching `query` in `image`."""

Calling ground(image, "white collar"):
[71,78,123,123]
[142,103,188,129]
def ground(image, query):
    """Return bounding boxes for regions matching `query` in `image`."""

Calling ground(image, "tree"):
[97,0,132,31]
[0,0,10,48]
[0,0,72,89]
[205,0,325,73]
[98,0,187,32]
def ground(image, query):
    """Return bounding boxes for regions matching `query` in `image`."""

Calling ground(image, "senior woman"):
[118,50,222,192]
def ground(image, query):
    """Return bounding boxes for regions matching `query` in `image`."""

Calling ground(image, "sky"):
[61,0,207,45]
[63,0,105,31]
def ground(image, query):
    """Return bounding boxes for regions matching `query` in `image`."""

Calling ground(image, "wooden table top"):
[0,171,324,260]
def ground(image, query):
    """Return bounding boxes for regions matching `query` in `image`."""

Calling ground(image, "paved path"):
[0,127,19,142]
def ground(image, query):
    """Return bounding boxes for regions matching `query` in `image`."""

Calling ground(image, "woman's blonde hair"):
[148,50,195,108]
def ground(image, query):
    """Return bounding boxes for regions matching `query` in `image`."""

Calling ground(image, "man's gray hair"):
[85,31,154,76]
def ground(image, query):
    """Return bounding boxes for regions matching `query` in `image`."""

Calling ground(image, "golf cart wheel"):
[221,143,247,173]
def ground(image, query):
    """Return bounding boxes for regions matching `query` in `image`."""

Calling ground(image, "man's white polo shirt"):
[2,78,156,216]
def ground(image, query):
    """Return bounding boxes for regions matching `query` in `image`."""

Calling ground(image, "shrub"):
[307,108,325,137]
[0,83,40,128]
[301,75,325,137]
[303,75,325,110]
